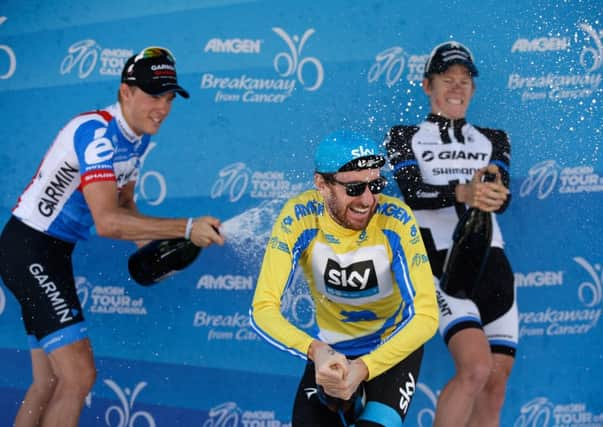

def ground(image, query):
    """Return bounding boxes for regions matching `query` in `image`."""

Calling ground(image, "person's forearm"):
[94,208,188,241]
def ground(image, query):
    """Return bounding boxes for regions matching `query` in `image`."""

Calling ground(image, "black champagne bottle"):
[439,174,495,298]
[128,238,201,286]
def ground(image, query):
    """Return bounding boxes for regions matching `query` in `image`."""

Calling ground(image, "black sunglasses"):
[327,176,387,197]
[134,46,176,64]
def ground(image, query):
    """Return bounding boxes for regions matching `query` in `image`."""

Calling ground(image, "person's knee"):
[55,357,97,396]
[30,372,58,400]
[457,358,492,392]
[70,361,96,393]
[482,368,511,410]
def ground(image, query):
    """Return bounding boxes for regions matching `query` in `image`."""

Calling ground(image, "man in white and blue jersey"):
[0,46,223,427]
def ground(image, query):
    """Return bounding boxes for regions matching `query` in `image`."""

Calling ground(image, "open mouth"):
[447,97,464,105]
[349,205,370,219]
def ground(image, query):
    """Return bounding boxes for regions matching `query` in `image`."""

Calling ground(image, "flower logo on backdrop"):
[573,257,603,308]
[367,46,428,86]
[509,22,603,102]
[201,27,324,103]
[519,160,603,199]
[514,396,603,427]
[202,401,290,427]
[0,16,17,80]
[413,382,440,427]
[272,27,324,91]
[76,276,148,316]
[518,256,602,339]
[0,285,5,315]
[133,141,167,207]
[579,23,603,72]
[103,379,156,427]
[210,162,306,202]
[60,39,133,79]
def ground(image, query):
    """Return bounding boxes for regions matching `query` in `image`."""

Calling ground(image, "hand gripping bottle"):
[317,384,365,421]
[439,173,495,298]
[128,238,201,286]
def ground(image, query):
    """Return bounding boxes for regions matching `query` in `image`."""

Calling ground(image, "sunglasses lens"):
[345,183,365,197]
[369,177,386,194]
[328,175,386,197]
[341,178,386,196]
[138,47,175,63]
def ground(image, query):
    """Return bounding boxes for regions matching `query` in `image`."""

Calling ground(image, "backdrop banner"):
[0,1,601,426]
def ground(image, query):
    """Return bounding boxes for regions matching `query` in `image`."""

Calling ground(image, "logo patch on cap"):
[121,46,190,98]
[314,131,385,173]
[424,41,478,78]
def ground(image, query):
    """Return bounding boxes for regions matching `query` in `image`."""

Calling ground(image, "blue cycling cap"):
[314,131,385,173]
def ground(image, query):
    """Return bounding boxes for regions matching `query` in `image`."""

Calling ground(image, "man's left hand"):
[322,358,369,401]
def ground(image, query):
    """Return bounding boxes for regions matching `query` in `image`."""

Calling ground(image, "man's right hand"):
[190,216,224,247]
[456,166,509,212]
[308,341,351,397]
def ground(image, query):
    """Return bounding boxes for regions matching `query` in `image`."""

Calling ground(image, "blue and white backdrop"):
[0,1,602,426]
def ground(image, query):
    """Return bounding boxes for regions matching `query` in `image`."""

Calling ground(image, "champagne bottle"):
[128,238,201,286]
[317,384,364,417]
[439,173,495,298]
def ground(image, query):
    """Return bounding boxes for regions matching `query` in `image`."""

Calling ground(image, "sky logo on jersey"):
[324,259,378,298]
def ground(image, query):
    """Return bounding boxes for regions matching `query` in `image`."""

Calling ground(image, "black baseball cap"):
[424,41,478,78]
[121,46,189,98]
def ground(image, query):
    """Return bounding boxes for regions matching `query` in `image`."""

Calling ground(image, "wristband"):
[184,218,193,240]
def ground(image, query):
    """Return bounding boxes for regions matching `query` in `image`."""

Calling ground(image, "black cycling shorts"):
[421,228,518,355]
[0,216,87,352]
[292,346,423,427]
[421,227,515,324]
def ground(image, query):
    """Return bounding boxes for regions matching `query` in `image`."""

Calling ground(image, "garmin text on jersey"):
[38,161,79,217]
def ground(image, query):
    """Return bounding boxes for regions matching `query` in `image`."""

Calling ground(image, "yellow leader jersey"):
[250,189,438,380]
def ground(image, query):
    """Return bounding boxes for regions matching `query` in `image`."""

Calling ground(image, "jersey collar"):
[109,102,142,144]
[426,113,467,144]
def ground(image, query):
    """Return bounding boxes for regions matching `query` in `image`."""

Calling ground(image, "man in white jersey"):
[385,41,517,427]
[0,46,224,427]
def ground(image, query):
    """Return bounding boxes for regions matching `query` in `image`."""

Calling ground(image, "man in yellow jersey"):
[250,131,438,426]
